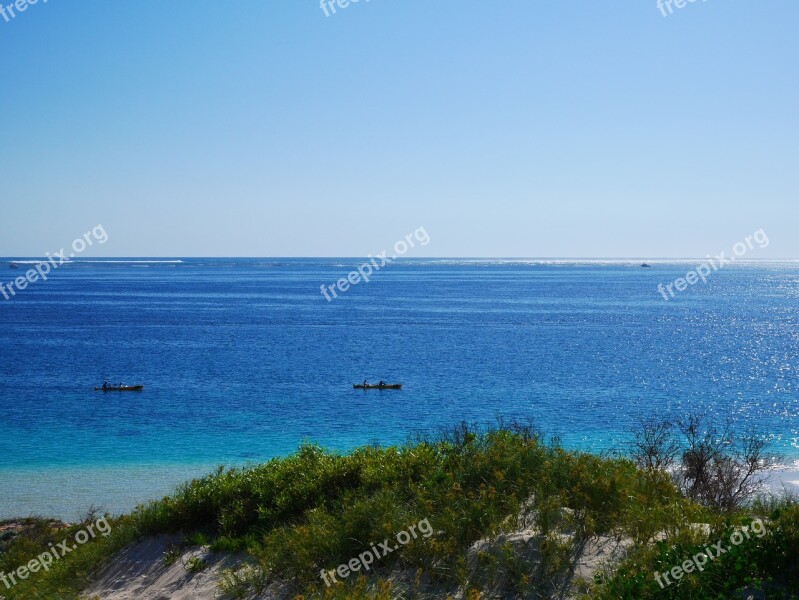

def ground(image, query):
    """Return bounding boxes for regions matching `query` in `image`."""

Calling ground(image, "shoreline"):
[3,455,798,523]
[3,427,798,599]
[0,463,217,521]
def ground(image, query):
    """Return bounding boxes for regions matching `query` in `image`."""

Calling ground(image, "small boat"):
[353,383,402,390]
[641,263,651,268]
[94,385,144,392]
[9,262,19,269]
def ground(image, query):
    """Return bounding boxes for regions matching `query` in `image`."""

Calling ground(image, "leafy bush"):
[3,421,796,599]
[594,505,799,599]
[631,414,781,512]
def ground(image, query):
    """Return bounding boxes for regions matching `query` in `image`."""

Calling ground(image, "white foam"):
[72,260,184,264]
[7,260,184,264]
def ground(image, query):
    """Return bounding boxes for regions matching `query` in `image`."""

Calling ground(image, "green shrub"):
[4,423,796,599]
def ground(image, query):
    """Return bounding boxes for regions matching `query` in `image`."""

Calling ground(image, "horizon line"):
[3,256,799,261]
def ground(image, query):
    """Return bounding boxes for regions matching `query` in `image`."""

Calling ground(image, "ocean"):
[1,258,798,519]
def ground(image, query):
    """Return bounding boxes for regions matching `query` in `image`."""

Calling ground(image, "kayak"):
[94,385,144,392]
[353,384,402,390]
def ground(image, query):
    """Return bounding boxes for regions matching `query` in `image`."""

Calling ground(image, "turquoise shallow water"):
[1,259,799,518]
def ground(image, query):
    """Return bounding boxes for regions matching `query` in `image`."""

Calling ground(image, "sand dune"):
[83,536,243,600]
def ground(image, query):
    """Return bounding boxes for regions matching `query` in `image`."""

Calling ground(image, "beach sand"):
[82,536,247,600]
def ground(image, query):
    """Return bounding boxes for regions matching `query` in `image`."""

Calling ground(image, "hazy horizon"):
[5,256,799,261]
[1,1,797,257]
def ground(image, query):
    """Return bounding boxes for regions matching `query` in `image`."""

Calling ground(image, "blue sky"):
[0,0,796,257]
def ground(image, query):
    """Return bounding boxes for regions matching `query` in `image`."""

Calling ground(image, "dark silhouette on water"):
[353,382,402,390]
[94,384,144,392]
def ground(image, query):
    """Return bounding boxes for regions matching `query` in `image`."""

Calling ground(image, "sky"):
[0,0,797,258]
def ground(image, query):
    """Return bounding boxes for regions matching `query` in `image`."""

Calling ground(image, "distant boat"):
[9,262,19,269]
[94,385,144,392]
[641,263,651,268]
[353,383,402,390]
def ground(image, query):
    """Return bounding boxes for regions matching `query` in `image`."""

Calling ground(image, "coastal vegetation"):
[1,421,797,599]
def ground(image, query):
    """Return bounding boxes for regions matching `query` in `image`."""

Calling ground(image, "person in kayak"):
[363,379,368,387]
[378,380,385,386]
[102,381,109,390]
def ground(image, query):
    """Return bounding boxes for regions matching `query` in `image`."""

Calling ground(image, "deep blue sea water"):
[2,258,799,519]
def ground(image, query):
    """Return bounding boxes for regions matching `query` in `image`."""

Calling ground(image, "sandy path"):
[82,535,243,600]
